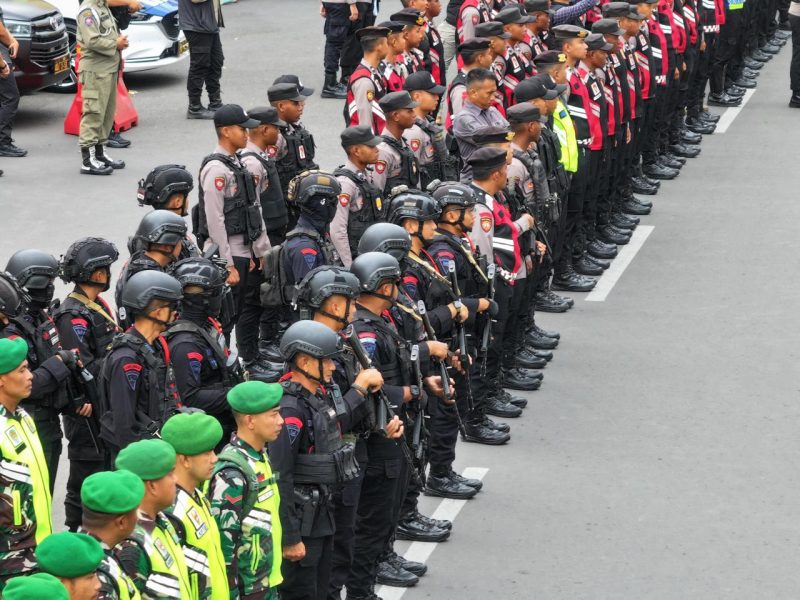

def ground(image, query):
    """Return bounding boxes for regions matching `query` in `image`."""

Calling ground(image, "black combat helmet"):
[5,249,59,290]
[357,223,411,262]
[350,252,401,293]
[296,266,360,309]
[169,257,227,319]
[387,190,442,225]
[137,165,194,210]
[0,272,26,318]
[120,270,183,316]
[287,170,342,221]
[430,181,478,210]
[59,237,119,284]
[280,319,344,362]
[131,210,188,253]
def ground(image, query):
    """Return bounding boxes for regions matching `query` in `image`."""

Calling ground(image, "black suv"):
[0,0,70,93]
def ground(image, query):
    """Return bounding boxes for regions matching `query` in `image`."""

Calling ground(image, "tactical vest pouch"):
[293,487,320,538]
[222,196,248,237]
[293,454,341,485]
[260,245,286,308]
[245,205,264,242]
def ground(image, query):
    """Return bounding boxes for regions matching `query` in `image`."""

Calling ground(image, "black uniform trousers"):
[231,255,264,362]
[0,53,19,147]
[65,455,107,530]
[790,14,800,92]
[688,33,717,116]
[501,273,528,369]
[574,147,602,257]
[323,3,354,75]
[340,2,375,80]
[183,30,224,104]
[428,365,471,468]
[712,10,744,92]
[641,91,664,166]
[281,534,334,600]
[479,277,512,393]
[556,146,589,273]
[346,442,402,597]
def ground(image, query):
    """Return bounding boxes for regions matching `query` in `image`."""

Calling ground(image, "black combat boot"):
[425,466,480,499]
[187,103,215,119]
[321,71,347,99]
[95,145,125,169]
[80,147,112,175]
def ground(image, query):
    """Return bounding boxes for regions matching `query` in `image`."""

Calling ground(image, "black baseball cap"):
[390,8,426,26]
[534,50,567,67]
[495,5,536,24]
[356,26,390,42]
[540,73,568,94]
[247,106,286,127]
[267,83,306,103]
[404,71,446,95]
[213,104,260,128]
[506,103,542,124]
[378,20,405,33]
[603,1,631,16]
[552,24,589,40]
[475,21,511,39]
[378,91,419,112]
[341,125,383,148]
[467,147,508,171]
[586,32,615,51]
[470,125,514,146]
[273,74,314,97]
[515,75,558,102]
[525,0,550,12]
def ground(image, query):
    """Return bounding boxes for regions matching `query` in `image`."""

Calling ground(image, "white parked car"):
[47,0,188,90]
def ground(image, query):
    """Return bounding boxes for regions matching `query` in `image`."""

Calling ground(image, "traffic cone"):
[64,46,139,136]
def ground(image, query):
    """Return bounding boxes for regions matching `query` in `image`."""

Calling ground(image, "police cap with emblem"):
[81,470,145,513]
[379,91,419,113]
[533,50,568,67]
[495,5,536,24]
[475,21,511,39]
[247,106,286,128]
[593,17,625,35]
[214,104,260,128]
[470,125,514,146]
[525,0,550,12]
[506,103,542,124]
[625,5,647,19]
[458,37,492,54]
[0,337,28,375]
[273,73,314,97]
[116,439,177,481]
[467,147,509,175]
[404,70,446,95]
[268,83,307,103]
[586,32,615,51]
[390,8,426,27]
[378,20,405,33]
[161,411,223,456]
[3,573,68,600]
[552,24,590,40]
[356,26,390,42]
[36,532,105,578]
[603,1,632,16]
[341,125,383,148]
[227,380,283,414]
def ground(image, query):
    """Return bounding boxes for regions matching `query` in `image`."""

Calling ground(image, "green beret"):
[81,470,144,514]
[0,337,28,375]
[227,381,283,415]
[3,573,69,600]
[36,531,104,578]
[115,439,177,481]
[161,412,223,456]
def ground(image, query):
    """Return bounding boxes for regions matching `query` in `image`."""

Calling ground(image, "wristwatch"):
[409,385,421,401]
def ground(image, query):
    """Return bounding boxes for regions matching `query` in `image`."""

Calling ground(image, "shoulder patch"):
[367,90,375,102]
[300,247,318,269]
[284,416,303,445]
[339,193,350,208]
[402,275,419,299]
[214,176,225,191]
[71,318,89,342]
[480,214,493,233]
[267,146,278,158]
[374,160,387,174]
[472,14,479,25]
[409,139,421,152]
[357,331,377,358]
[187,351,203,381]
[122,362,143,391]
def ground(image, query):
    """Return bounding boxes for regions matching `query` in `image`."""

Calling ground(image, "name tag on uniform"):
[187,507,208,538]
[590,82,601,98]
[258,487,274,502]
[425,145,434,159]
[375,197,383,211]
[154,537,174,568]
[298,146,306,160]
[511,56,520,71]
[5,425,24,451]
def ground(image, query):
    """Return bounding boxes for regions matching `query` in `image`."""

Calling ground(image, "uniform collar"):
[344,158,367,176]
[214,144,235,157]
[230,433,266,460]
[245,140,266,156]
[0,404,24,420]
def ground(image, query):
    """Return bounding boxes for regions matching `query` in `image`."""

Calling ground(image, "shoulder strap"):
[239,150,271,170]
[165,321,229,368]
[215,448,260,516]
[67,292,120,330]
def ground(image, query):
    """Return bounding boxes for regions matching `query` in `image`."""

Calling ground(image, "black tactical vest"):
[10,314,66,410]
[415,118,458,189]
[333,168,385,257]
[238,150,289,232]
[352,308,412,387]
[380,134,419,196]
[276,125,318,194]
[52,297,117,360]
[429,232,489,298]
[163,319,244,388]
[196,153,264,245]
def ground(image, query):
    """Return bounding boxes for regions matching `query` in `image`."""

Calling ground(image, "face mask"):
[27,283,55,310]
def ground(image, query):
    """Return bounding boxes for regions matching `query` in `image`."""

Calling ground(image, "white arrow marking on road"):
[714,88,756,134]
[376,467,490,600]
[585,225,654,302]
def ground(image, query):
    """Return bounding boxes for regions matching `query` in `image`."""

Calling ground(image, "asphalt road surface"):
[2,1,799,597]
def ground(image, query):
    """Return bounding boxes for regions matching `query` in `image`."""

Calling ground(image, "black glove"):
[487,300,500,317]
[57,350,80,372]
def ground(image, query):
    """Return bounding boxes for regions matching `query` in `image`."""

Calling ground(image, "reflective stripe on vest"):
[251,453,283,588]
[172,488,230,600]
[552,100,578,173]
[0,409,52,543]
[142,518,193,599]
[103,555,141,600]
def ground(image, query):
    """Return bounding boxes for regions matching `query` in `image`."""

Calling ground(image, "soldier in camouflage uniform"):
[0,337,53,591]
[208,381,284,600]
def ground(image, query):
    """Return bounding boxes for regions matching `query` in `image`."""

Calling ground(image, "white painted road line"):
[585,226,654,302]
[376,467,490,600]
[715,88,756,134]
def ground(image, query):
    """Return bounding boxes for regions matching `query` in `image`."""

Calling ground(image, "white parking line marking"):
[376,467,490,600]
[715,88,756,134]
[585,226,654,302]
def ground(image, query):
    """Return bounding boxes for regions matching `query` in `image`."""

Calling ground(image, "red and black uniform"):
[425,19,446,86]
[456,0,493,68]
[344,61,388,133]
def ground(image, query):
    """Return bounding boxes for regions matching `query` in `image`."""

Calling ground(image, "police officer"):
[320,0,358,98]
[115,439,192,599]
[403,71,458,188]
[268,79,320,201]
[79,470,144,600]
[54,237,121,531]
[196,104,270,370]
[0,9,24,159]
[76,0,128,175]
[35,531,104,600]
[208,380,284,600]
[330,126,385,267]
[3,250,76,491]
[344,27,390,133]
[99,270,182,456]
[0,337,53,591]
[165,257,239,446]
[161,411,229,600]
[367,91,421,196]
[271,320,375,600]
[116,210,187,328]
